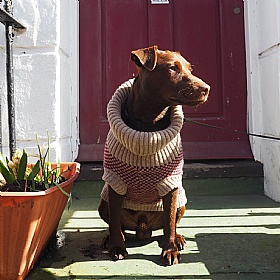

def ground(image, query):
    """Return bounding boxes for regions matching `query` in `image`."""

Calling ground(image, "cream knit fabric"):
[101,79,187,211]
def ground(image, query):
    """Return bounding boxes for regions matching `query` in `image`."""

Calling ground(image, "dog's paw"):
[160,248,182,266]
[160,240,182,265]
[109,245,128,261]
[175,234,186,251]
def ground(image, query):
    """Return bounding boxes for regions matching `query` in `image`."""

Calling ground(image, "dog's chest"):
[121,108,171,132]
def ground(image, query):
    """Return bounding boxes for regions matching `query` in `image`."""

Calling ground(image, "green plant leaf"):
[17,149,27,180]
[54,182,70,197]
[54,182,72,211]
[0,159,15,183]
[27,160,40,180]
[44,182,50,189]
[0,153,7,168]
[31,179,35,191]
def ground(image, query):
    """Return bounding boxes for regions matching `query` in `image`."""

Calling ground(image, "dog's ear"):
[131,46,158,71]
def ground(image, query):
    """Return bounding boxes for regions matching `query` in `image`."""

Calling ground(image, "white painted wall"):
[245,0,280,201]
[0,0,79,162]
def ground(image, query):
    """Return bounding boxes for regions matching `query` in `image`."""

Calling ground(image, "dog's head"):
[131,45,210,107]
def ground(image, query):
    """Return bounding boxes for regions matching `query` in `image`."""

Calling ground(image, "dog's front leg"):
[161,188,182,265]
[108,185,128,260]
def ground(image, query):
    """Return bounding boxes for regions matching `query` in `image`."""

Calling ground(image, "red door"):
[78,0,252,161]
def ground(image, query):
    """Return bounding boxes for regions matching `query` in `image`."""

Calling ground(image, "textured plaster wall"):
[245,0,280,201]
[0,0,79,162]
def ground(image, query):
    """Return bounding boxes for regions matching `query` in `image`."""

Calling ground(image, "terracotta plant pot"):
[0,162,80,280]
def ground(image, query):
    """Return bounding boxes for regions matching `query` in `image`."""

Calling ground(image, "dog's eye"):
[169,65,178,72]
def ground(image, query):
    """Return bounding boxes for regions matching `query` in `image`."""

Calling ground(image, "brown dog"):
[98,46,210,265]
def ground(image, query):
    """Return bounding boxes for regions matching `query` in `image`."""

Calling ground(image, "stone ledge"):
[77,160,263,181]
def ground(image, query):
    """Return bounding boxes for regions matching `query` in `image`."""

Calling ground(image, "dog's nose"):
[200,84,210,95]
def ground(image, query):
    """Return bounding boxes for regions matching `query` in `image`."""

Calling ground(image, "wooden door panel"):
[172,0,251,158]
[79,0,102,148]
[102,0,149,113]
[148,3,174,48]
[78,0,252,161]
[174,0,220,117]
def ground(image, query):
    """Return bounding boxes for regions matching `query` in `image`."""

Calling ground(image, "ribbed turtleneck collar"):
[107,79,184,158]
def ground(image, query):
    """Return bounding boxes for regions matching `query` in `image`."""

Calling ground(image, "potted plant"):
[0,137,80,280]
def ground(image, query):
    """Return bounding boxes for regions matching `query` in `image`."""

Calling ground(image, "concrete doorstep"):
[27,180,280,280]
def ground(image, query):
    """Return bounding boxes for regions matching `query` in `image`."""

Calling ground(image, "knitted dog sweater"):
[101,79,187,211]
